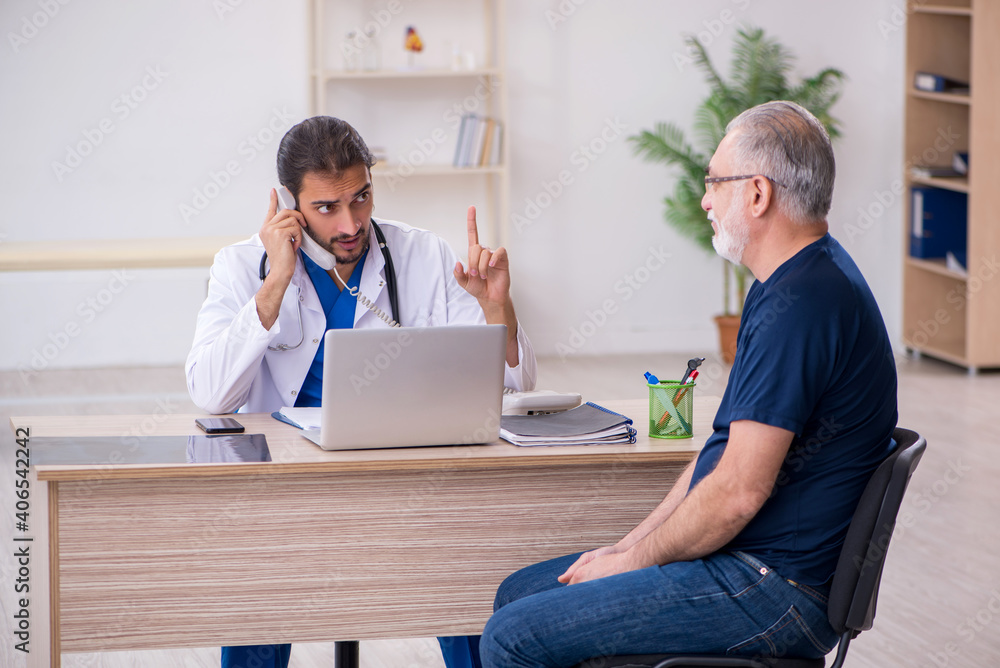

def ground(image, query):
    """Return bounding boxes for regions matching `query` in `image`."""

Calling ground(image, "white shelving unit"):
[307,0,510,249]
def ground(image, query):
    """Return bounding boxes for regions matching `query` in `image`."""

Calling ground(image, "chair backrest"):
[827,427,926,635]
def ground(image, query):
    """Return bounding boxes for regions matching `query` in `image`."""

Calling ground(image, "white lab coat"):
[186,218,537,414]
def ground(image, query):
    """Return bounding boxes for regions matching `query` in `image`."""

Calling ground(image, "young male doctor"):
[185,115,536,668]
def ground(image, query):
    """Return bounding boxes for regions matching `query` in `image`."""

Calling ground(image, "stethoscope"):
[259,219,399,351]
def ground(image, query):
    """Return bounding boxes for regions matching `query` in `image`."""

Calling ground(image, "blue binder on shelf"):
[910,186,967,267]
[914,72,969,94]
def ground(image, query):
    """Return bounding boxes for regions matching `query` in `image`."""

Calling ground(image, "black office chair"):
[575,427,926,668]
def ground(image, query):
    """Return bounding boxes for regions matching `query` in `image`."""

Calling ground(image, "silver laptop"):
[302,324,507,450]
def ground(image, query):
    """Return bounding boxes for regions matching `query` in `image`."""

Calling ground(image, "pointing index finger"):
[467,205,479,247]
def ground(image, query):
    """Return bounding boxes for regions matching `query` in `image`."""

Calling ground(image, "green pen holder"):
[648,380,695,439]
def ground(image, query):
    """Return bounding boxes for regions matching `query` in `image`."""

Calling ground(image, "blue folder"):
[910,186,967,267]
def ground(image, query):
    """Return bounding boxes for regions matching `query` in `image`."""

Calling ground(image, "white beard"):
[710,210,750,265]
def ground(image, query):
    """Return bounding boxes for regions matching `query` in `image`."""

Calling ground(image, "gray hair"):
[725,101,835,222]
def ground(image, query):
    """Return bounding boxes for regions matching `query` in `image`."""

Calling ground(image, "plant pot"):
[714,314,741,364]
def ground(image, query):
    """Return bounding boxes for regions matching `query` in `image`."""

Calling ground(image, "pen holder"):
[648,380,695,439]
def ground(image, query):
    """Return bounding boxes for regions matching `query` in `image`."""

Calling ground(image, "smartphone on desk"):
[195,417,245,434]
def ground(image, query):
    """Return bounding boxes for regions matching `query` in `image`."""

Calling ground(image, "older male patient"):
[476,101,898,667]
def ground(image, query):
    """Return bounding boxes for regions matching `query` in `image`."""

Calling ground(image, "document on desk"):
[271,407,321,430]
[499,402,636,446]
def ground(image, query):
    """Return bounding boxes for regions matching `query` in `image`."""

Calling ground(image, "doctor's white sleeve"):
[505,321,538,392]
[185,250,280,414]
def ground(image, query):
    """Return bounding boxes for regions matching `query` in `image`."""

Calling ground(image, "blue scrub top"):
[294,250,366,407]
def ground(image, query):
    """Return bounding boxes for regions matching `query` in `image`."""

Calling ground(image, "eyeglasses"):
[704,174,787,192]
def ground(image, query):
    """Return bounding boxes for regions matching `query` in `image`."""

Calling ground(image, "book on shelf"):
[953,151,969,175]
[453,114,503,168]
[478,118,496,167]
[914,72,970,94]
[945,251,967,276]
[488,122,503,166]
[499,401,636,447]
[910,165,965,180]
[469,116,489,166]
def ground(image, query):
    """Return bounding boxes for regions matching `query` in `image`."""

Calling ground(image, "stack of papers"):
[499,402,636,447]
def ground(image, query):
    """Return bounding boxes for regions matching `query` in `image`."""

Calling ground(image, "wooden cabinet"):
[902,0,1000,372]
[306,0,510,249]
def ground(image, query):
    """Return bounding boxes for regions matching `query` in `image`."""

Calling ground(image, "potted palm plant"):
[630,26,845,363]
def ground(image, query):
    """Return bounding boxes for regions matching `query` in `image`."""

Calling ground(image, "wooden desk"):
[11,397,718,667]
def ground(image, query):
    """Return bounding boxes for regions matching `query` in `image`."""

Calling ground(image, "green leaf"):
[628,123,708,175]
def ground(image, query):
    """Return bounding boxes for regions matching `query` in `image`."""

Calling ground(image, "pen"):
[680,357,705,385]
[673,370,699,406]
[656,406,672,429]
[657,396,692,432]
[644,371,660,385]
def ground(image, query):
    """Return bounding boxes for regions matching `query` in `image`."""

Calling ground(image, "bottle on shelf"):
[342,30,361,72]
[363,27,381,72]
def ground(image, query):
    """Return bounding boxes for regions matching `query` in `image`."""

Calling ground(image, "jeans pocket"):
[726,605,837,660]
[785,579,830,607]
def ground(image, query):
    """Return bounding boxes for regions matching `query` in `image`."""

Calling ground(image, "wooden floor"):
[1,352,998,667]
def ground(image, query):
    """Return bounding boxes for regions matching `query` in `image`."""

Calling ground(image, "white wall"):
[504,0,906,358]
[0,0,906,377]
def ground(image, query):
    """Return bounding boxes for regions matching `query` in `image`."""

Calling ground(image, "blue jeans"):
[479,551,838,668]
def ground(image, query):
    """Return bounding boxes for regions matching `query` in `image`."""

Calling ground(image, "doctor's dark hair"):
[276,116,376,200]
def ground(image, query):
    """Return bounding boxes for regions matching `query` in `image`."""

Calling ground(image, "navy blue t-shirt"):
[689,234,897,586]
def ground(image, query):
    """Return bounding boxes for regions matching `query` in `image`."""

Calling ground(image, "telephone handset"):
[276,186,337,271]
[270,185,400,328]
